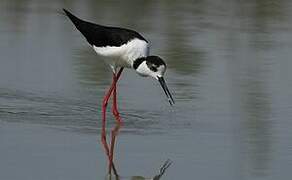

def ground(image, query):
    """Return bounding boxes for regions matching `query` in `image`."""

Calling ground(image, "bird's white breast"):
[93,38,149,68]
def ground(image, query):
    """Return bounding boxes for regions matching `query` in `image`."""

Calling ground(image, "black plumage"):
[63,9,147,47]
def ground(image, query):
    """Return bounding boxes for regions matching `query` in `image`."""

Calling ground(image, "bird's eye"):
[146,61,158,72]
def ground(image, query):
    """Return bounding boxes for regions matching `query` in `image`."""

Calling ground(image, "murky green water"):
[1,0,292,179]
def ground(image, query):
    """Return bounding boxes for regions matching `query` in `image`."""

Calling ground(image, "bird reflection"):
[101,120,172,179]
[101,122,121,176]
[105,159,172,180]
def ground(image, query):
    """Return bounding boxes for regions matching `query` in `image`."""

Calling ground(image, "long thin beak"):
[158,77,175,106]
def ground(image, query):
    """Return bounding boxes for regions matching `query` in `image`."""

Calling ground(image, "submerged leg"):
[108,68,123,174]
[109,123,121,177]
[100,68,124,174]
[101,76,115,175]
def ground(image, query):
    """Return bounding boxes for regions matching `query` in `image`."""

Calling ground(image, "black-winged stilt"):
[63,9,174,112]
[63,8,174,175]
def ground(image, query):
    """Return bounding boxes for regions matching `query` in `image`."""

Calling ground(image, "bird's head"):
[133,56,175,105]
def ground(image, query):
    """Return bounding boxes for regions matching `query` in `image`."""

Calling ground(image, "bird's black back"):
[63,9,147,47]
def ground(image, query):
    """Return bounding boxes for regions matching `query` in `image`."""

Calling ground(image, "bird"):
[63,9,174,121]
[63,9,174,175]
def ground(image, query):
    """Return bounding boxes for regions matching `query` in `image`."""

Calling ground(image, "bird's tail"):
[63,8,83,29]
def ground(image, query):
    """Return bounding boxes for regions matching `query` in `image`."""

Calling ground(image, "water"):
[1,0,292,179]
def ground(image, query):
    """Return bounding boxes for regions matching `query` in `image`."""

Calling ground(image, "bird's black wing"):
[63,9,147,47]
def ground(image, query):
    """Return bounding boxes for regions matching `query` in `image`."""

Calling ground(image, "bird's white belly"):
[93,38,149,68]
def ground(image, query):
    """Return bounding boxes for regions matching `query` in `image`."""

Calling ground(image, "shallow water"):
[1,0,292,179]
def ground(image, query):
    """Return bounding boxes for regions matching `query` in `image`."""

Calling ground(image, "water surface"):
[1,0,292,179]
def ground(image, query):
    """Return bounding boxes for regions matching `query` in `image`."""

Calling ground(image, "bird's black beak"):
[158,77,175,106]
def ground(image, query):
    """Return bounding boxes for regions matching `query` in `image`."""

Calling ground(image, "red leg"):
[100,68,123,174]
[108,68,123,175]
[112,73,123,123]
[109,123,121,177]
[101,85,113,174]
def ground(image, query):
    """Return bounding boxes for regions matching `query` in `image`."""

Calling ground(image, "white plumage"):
[93,38,149,69]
